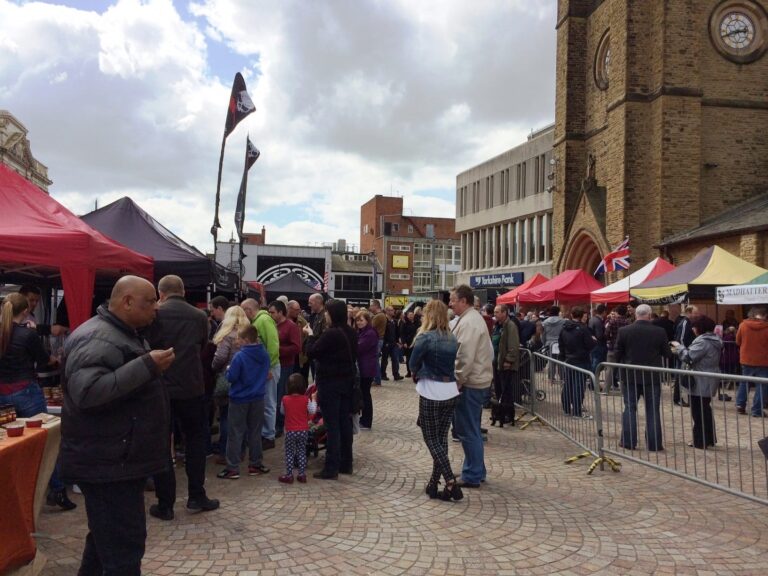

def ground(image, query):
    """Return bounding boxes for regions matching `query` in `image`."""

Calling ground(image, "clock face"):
[720,12,755,49]
[709,1,767,63]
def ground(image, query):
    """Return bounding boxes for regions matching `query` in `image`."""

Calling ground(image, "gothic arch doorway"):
[564,231,602,274]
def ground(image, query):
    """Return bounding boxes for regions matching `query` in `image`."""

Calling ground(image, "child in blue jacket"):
[217,324,271,479]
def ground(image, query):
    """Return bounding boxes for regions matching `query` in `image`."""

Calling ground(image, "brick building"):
[553,0,768,273]
[360,195,460,306]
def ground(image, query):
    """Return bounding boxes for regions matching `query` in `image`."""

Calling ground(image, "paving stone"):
[35,373,768,575]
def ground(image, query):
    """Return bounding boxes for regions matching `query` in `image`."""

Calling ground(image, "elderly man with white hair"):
[614,303,673,452]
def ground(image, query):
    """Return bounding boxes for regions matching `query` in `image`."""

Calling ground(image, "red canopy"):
[496,272,549,305]
[0,164,154,328]
[517,269,603,304]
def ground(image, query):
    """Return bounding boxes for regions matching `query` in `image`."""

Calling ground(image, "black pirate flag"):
[224,72,256,138]
[234,137,260,238]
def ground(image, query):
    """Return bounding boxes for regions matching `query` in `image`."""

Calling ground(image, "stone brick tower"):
[553,0,768,273]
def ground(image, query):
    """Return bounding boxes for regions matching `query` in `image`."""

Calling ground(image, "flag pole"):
[211,135,227,289]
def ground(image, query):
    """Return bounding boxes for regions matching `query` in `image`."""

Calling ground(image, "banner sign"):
[716,284,768,305]
[470,272,524,288]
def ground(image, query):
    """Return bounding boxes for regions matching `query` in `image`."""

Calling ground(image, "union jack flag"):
[594,237,630,275]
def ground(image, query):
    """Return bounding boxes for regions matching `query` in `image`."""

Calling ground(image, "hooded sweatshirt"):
[542,315,567,346]
[736,318,768,367]
[558,319,596,366]
[226,343,270,404]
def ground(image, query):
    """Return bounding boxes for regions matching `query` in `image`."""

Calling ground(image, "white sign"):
[716,284,768,305]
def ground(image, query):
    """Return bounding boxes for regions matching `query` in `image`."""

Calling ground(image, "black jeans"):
[153,395,208,509]
[359,376,374,428]
[78,479,147,576]
[380,343,401,378]
[318,385,353,474]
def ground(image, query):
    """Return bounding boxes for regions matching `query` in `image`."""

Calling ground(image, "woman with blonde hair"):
[0,293,76,510]
[408,299,462,501]
[211,305,252,458]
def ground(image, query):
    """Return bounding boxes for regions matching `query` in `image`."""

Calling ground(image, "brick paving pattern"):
[36,371,768,575]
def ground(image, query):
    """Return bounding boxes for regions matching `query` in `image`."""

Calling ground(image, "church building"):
[553,0,768,272]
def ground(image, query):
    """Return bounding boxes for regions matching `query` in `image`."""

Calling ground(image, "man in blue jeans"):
[450,285,494,488]
[735,307,768,417]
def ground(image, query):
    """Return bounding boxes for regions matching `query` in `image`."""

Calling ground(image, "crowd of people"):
[2,275,767,575]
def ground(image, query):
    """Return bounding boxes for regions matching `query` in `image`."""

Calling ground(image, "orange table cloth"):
[0,428,47,574]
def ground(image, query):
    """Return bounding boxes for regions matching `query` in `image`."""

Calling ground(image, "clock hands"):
[721,26,750,38]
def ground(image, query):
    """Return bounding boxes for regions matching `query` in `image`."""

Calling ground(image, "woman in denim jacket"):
[409,300,463,502]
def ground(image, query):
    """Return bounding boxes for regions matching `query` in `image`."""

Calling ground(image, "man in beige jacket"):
[450,285,494,487]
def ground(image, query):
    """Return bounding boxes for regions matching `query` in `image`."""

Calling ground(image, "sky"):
[0,0,556,260]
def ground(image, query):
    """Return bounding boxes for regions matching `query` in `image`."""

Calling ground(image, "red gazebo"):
[0,164,154,328]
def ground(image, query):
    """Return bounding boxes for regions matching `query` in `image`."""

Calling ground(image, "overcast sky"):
[1,0,556,258]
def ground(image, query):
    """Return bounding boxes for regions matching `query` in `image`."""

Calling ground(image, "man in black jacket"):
[62,276,175,575]
[146,275,219,520]
[380,306,403,381]
[558,307,596,418]
[616,304,672,451]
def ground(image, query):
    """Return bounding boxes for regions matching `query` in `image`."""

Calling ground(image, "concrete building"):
[360,195,460,308]
[455,125,554,299]
[0,110,51,192]
[553,0,768,272]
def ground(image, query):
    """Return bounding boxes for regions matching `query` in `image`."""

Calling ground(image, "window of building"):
[529,217,536,263]
[521,162,527,198]
[520,221,526,264]
[390,244,411,252]
[391,223,399,233]
[390,273,411,281]
[534,156,540,195]
[413,243,432,268]
[363,224,369,234]
[540,154,546,193]
[538,214,545,262]
[413,271,432,291]
[547,213,553,261]
[408,224,414,234]
[511,221,518,265]
[515,164,521,200]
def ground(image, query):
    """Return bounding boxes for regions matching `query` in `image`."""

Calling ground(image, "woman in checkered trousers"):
[408,300,463,502]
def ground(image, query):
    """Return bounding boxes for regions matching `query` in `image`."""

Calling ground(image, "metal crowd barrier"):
[520,350,620,474]
[596,361,768,505]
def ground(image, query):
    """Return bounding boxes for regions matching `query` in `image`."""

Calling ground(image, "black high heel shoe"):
[425,479,440,499]
[439,480,464,502]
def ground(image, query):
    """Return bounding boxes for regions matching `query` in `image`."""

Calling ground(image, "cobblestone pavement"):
[37,373,768,575]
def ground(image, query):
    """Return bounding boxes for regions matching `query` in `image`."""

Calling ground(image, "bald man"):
[62,276,176,576]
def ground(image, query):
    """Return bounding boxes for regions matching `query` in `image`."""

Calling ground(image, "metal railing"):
[519,350,620,473]
[595,361,768,505]
[511,343,768,504]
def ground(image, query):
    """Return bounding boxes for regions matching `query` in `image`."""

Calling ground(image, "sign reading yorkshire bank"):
[470,272,524,288]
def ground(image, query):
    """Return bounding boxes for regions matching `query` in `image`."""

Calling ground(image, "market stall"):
[631,245,767,304]
[1,416,61,575]
[591,257,675,304]
[0,164,154,328]
[496,272,549,305]
[516,269,603,304]
[81,197,237,295]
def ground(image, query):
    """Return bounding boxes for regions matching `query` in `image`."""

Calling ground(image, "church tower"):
[553,0,768,272]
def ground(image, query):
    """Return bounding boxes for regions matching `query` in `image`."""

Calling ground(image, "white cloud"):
[0,0,557,255]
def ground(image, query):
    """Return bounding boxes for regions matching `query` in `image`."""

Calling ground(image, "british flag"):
[594,237,630,275]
